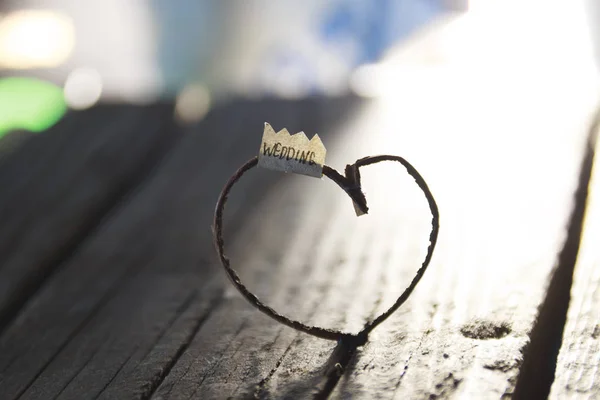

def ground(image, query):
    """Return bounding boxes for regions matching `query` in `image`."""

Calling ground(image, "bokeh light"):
[63,68,103,110]
[0,77,67,138]
[175,83,211,124]
[0,9,75,69]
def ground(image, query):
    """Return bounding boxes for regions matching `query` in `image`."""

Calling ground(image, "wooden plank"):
[152,5,600,399]
[153,163,365,399]
[549,118,600,399]
[0,103,178,331]
[1,6,597,399]
[155,105,587,398]
[325,5,599,398]
[510,108,598,398]
[0,97,360,400]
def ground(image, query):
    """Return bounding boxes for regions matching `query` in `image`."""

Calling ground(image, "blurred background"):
[1,0,599,138]
[0,0,470,138]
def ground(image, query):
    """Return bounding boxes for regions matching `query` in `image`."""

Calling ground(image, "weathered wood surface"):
[1,3,600,400]
[250,6,598,400]
[0,97,360,400]
[0,104,178,331]
[549,118,600,399]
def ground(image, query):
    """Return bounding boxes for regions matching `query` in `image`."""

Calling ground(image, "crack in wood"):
[11,257,140,400]
[51,334,108,400]
[162,318,250,399]
[138,290,201,364]
[253,334,293,399]
[392,328,429,395]
[313,338,359,400]
[93,351,136,400]
[140,293,225,400]
[513,108,600,399]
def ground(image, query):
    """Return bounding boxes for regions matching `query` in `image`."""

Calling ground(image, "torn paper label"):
[258,122,326,178]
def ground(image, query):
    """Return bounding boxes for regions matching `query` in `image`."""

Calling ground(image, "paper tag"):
[258,123,326,178]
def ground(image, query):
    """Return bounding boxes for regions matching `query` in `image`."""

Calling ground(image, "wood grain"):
[0,104,178,332]
[0,97,360,400]
[159,6,598,399]
[1,3,599,398]
[549,119,600,399]
[167,72,594,398]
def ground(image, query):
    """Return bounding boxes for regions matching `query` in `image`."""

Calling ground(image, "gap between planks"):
[513,106,600,399]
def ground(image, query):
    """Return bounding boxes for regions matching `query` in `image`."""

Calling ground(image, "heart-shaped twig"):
[213,155,439,346]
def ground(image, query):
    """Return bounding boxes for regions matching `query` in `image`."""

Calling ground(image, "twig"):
[212,155,440,344]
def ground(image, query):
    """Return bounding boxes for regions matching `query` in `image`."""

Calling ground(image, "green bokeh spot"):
[0,77,67,139]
